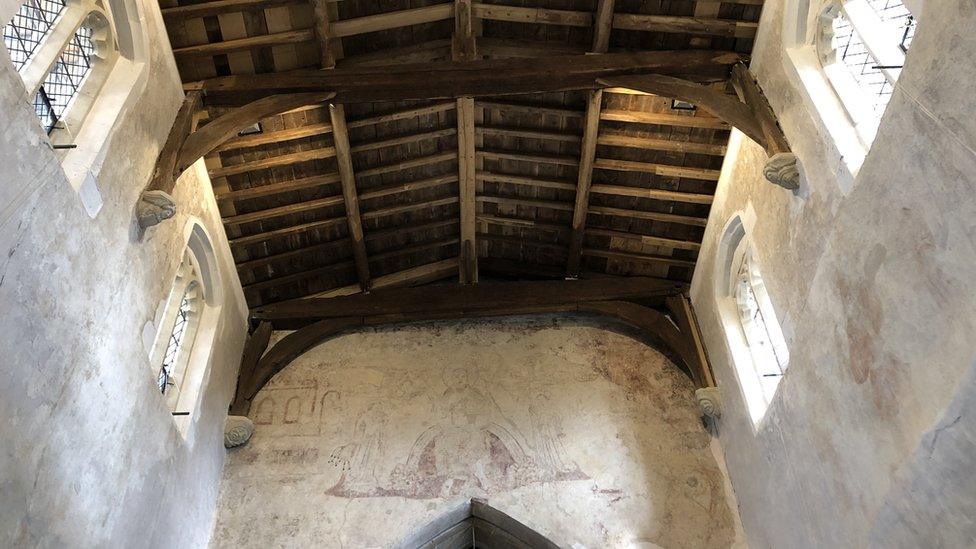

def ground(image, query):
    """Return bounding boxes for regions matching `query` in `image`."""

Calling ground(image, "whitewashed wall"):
[0,0,248,545]
[692,1,976,547]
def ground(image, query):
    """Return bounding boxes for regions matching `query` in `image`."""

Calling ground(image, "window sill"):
[59,57,149,218]
[783,46,869,193]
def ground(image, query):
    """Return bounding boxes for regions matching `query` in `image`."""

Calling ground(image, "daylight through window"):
[820,0,917,119]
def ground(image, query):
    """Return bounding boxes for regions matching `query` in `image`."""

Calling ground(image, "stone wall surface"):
[0,0,248,545]
[691,1,976,547]
[211,317,745,548]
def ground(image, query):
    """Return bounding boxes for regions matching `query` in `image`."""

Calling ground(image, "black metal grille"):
[32,24,94,133]
[158,292,192,394]
[831,13,893,115]
[867,0,916,51]
[2,0,66,70]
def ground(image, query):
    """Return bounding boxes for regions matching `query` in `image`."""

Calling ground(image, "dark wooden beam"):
[730,64,800,190]
[329,103,371,291]
[310,0,336,68]
[177,92,334,174]
[591,0,615,53]
[566,89,602,278]
[161,0,301,21]
[137,90,202,230]
[230,321,273,415]
[198,50,744,104]
[452,0,477,61]
[598,74,766,147]
[457,96,479,283]
[666,295,715,388]
[233,285,706,412]
[252,276,685,324]
[172,29,315,59]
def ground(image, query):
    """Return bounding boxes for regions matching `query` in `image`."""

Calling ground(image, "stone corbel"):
[224,415,255,448]
[695,387,722,420]
[763,152,800,191]
[136,190,177,229]
[598,67,802,193]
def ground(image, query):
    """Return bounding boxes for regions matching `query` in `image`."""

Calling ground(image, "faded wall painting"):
[212,316,741,548]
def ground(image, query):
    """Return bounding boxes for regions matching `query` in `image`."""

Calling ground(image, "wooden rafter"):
[177,92,334,174]
[172,29,315,59]
[253,276,683,322]
[155,0,764,305]
[329,103,371,291]
[197,50,744,104]
[231,278,717,413]
[454,0,478,284]
[566,0,613,277]
[457,97,479,284]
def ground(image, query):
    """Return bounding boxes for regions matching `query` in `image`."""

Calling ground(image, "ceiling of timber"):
[159,0,762,308]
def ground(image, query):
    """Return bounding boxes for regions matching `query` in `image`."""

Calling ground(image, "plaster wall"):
[690,1,976,547]
[211,317,746,548]
[0,0,248,545]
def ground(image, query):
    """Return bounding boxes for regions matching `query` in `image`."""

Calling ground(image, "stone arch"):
[394,499,558,549]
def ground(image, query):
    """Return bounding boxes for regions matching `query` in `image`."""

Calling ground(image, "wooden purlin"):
[329,103,371,291]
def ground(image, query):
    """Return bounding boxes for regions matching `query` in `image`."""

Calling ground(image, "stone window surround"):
[1,0,150,218]
[146,219,225,441]
[713,208,790,429]
[780,0,920,188]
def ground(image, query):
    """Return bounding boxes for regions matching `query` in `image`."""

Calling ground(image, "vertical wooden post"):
[452,0,477,61]
[454,0,479,283]
[565,0,613,277]
[330,103,371,291]
[566,89,603,277]
[310,0,336,69]
[591,0,615,53]
[457,96,479,283]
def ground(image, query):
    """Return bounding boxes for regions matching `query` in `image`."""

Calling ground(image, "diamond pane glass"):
[1,0,66,70]
[831,12,893,115]
[158,292,192,394]
[866,0,916,51]
[32,23,94,133]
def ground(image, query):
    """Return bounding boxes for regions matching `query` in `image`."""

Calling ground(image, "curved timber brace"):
[136,50,745,229]
[228,278,716,415]
[599,63,801,191]
[136,90,335,229]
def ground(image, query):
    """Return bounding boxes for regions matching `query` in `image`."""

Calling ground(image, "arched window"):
[783,0,918,178]
[816,0,916,139]
[2,0,149,217]
[157,251,204,406]
[3,0,119,136]
[148,221,223,437]
[716,215,790,426]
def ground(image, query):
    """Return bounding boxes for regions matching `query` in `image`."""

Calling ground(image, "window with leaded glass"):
[2,0,116,135]
[2,0,66,70]
[818,0,917,123]
[717,218,790,426]
[158,285,196,394]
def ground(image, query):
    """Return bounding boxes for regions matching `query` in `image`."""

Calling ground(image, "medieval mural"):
[212,317,741,548]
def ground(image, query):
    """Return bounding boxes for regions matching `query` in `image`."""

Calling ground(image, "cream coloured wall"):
[691,1,976,546]
[211,317,746,548]
[0,0,248,545]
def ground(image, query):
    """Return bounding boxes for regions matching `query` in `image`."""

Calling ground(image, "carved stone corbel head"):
[137,189,177,229]
[763,152,801,191]
[224,415,255,448]
[695,387,722,420]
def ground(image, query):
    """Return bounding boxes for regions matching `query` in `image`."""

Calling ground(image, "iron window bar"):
[1,0,67,70]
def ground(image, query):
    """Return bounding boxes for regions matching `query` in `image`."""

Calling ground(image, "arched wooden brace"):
[229,300,709,415]
[176,91,334,174]
[136,91,334,230]
[599,66,800,191]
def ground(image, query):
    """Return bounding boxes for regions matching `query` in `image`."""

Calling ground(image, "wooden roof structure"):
[157,0,764,309]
